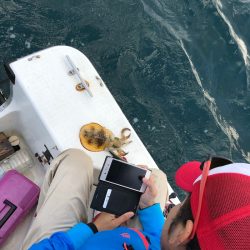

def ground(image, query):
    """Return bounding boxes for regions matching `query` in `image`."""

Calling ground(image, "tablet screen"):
[106,160,146,190]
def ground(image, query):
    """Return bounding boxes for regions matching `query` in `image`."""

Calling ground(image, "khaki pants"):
[22,149,168,249]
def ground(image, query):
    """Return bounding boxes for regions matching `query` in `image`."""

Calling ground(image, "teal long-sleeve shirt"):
[29,203,164,250]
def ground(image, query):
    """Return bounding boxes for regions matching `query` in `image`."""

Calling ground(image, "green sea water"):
[1,0,250,198]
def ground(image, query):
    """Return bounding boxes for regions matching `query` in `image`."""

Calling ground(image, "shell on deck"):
[79,123,112,152]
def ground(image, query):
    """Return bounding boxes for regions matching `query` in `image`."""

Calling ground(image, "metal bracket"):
[66,55,93,97]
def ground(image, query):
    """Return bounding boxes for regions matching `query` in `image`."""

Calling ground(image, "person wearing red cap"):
[161,157,250,250]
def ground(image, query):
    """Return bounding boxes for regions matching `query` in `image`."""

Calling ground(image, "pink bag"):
[0,170,40,245]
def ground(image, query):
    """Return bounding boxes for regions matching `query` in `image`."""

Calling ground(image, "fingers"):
[142,175,154,186]
[113,211,134,227]
[143,176,157,196]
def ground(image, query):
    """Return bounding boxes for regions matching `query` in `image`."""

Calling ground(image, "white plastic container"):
[0,149,33,177]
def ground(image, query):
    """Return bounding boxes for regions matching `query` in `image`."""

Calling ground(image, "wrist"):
[87,222,98,234]
[139,202,155,210]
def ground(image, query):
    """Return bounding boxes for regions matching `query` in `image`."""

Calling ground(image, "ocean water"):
[0,0,250,197]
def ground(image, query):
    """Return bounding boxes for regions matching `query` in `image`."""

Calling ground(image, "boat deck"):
[0,46,179,249]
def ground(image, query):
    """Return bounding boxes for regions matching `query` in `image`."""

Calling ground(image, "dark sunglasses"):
[200,156,233,170]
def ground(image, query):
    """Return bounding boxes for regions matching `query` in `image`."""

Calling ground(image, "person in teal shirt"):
[22,150,250,250]
[22,149,168,250]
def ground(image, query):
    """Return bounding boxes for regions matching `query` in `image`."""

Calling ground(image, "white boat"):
[0,46,179,249]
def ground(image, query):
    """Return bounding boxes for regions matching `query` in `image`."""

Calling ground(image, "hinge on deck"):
[35,145,54,165]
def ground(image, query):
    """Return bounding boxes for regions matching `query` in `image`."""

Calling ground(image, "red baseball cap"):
[191,163,250,249]
[175,161,202,192]
[175,157,233,192]
[176,159,250,249]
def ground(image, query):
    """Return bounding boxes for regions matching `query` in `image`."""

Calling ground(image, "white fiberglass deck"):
[0,46,178,249]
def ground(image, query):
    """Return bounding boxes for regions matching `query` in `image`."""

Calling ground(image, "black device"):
[90,156,151,216]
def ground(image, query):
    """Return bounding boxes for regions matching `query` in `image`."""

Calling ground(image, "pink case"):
[0,170,40,245]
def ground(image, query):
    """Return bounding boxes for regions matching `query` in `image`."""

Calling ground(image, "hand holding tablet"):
[91,157,152,215]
